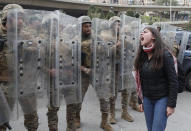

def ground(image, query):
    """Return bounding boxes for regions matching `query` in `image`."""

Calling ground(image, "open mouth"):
[140,36,144,41]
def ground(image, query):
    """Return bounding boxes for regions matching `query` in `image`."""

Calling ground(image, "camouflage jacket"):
[0,24,9,82]
[81,35,91,68]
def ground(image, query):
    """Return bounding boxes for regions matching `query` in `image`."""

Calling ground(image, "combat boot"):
[131,103,142,112]
[121,112,134,122]
[100,113,113,131]
[75,111,81,128]
[109,111,116,124]
[129,93,142,112]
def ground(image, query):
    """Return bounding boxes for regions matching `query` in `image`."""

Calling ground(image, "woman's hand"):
[139,104,144,112]
[166,107,175,117]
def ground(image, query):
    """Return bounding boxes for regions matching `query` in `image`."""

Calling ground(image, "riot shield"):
[7,9,50,119]
[0,88,10,126]
[161,30,177,51]
[178,32,190,64]
[54,11,82,106]
[91,18,116,99]
[161,24,178,32]
[118,14,141,91]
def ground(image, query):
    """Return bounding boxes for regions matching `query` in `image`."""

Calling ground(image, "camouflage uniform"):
[0,4,39,131]
[94,20,115,131]
[66,28,91,131]
[0,24,10,131]
[109,16,134,124]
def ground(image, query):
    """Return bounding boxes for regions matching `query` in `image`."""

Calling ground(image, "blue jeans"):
[143,96,168,131]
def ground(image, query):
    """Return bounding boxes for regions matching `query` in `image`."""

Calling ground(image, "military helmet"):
[78,16,91,24]
[109,16,121,27]
[1,4,23,24]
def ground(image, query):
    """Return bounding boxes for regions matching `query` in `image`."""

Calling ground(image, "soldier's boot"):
[129,93,142,112]
[121,106,134,122]
[109,97,116,124]
[66,104,77,131]
[24,111,39,131]
[47,107,59,131]
[109,109,116,124]
[100,113,113,131]
[121,90,134,122]
[75,111,81,128]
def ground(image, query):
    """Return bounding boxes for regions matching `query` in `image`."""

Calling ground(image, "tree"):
[87,5,105,19]
[105,10,116,19]
[155,0,178,6]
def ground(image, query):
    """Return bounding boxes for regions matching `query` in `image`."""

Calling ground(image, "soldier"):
[66,16,91,131]
[109,16,135,124]
[42,13,60,131]
[93,19,115,131]
[0,4,39,131]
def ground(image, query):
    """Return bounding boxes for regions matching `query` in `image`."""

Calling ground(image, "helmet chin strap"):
[143,44,154,53]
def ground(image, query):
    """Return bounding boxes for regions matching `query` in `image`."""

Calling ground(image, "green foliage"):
[155,0,178,6]
[188,19,191,30]
[141,15,161,24]
[87,5,105,19]
[105,10,115,19]
[126,11,135,17]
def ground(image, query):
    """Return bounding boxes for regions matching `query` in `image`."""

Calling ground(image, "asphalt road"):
[10,86,191,131]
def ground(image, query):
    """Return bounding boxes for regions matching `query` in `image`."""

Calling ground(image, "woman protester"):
[134,27,178,131]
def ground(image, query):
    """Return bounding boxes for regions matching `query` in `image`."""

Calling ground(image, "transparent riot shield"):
[118,14,141,91]
[161,30,177,51]
[178,32,190,64]
[92,18,116,99]
[54,11,82,106]
[7,9,50,119]
[40,11,60,108]
[161,24,178,32]
[0,88,10,126]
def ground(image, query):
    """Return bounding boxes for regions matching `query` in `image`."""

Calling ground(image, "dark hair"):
[134,27,166,70]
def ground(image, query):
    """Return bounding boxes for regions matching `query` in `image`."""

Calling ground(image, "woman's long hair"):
[134,27,166,70]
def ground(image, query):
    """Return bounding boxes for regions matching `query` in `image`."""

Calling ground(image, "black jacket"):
[139,50,178,107]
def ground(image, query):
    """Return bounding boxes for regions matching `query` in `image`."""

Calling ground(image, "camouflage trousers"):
[100,98,109,113]
[47,83,60,131]
[110,65,131,113]
[66,73,90,129]
[66,73,110,130]
[0,83,39,131]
